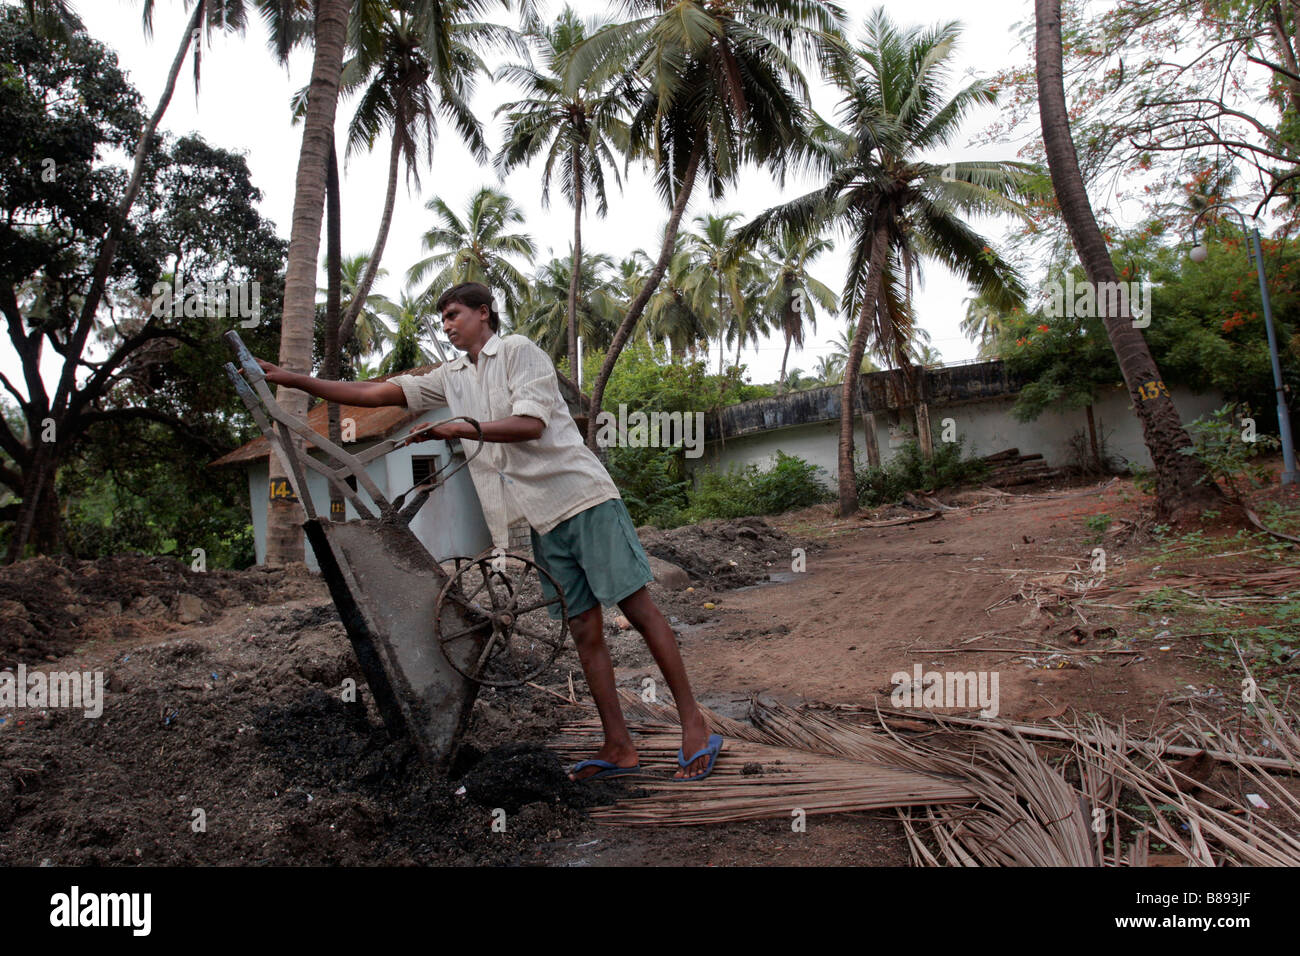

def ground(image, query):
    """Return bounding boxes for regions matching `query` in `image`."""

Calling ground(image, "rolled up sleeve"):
[388,367,447,412]
[506,340,555,428]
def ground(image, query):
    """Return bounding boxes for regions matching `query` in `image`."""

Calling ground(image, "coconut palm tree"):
[513,252,622,362]
[407,186,537,321]
[376,291,438,375]
[814,353,845,385]
[684,213,748,373]
[640,236,714,361]
[961,288,1016,359]
[333,1,521,352]
[567,0,852,450]
[740,9,1033,514]
[729,265,776,372]
[318,254,394,360]
[760,226,837,390]
[1035,0,1218,519]
[494,5,633,377]
[830,320,881,375]
[266,0,351,564]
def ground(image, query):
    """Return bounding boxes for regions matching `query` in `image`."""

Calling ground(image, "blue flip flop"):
[676,733,724,781]
[570,758,640,781]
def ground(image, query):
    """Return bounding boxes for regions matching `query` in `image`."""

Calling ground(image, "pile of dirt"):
[0,582,623,866]
[460,743,631,813]
[0,554,311,667]
[636,516,816,588]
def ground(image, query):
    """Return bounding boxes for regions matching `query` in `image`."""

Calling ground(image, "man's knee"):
[568,603,603,644]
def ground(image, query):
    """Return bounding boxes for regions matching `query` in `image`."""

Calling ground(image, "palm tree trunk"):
[265,0,350,565]
[716,271,725,375]
[1086,402,1102,471]
[586,143,703,450]
[779,332,792,392]
[567,145,583,379]
[339,125,402,348]
[838,220,891,516]
[1036,0,1218,522]
[324,138,344,520]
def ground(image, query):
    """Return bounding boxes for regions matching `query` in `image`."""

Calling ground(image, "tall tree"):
[407,185,537,320]
[761,226,837,392]
[327,253,393,359]
[569,0,851,451]
[0,10,284,558]
[643,235,714,361]
[495,4,631,377]
[4,0,220,559]
[741,9,1032,514]
[1035,0,1220,520]
[334,0,509,352]
[513,252,622,362]
[265,0,350,565]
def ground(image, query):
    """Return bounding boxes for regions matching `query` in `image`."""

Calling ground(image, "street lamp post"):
[1189,203,1298,487]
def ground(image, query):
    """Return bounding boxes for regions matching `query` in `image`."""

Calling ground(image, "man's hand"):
[252,357,293,385]
[235,355,293,385]
[404,421,464,445]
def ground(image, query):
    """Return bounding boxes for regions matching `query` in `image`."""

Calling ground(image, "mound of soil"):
[0,578,623,866]
[460,743,630,813]
[636,516,817,588]
[0,554,310,667]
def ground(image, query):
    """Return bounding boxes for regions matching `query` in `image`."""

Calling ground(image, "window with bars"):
[411,456,440,485]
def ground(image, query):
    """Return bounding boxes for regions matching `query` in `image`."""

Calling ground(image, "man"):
[251,282,722,781]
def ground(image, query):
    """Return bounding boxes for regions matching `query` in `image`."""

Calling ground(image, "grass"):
[1128,587,1300,694]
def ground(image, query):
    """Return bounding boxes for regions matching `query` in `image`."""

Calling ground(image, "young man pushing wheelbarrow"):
[250,281,722,782]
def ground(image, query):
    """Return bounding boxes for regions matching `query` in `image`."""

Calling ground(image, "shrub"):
[1179,403,1280,500]
[855,438,989,507]
[676,451,831,524]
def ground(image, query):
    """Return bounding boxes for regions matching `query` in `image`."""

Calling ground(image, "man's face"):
[440,300,489,347]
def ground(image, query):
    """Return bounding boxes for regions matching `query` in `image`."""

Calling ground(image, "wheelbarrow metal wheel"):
[434,549,569,687]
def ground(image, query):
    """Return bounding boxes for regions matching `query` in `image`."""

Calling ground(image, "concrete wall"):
[247,406,493,570]
[688,382,1223,485]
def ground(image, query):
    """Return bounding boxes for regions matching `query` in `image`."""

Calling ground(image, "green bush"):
[607,444,691,527]
[854,438,989,507]
[676,451,831,524]
[1179,402,1280,500]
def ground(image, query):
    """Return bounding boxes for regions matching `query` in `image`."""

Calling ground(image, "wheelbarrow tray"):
[305,516,486,770]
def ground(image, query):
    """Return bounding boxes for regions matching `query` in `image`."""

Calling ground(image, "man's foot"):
[569,741,638,782]
[674,711,713,780]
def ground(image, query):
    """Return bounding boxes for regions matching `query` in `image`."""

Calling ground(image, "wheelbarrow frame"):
[222,331,500,769]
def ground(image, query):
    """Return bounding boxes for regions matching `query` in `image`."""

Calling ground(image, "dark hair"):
[435,282,500,332]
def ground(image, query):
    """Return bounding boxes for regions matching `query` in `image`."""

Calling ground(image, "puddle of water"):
[733,570,801,593]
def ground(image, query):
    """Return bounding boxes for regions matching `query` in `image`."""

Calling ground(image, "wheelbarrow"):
[222,331,571,769]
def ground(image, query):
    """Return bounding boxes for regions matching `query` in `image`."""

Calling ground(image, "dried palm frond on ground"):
[549,694,975,826]
[550,676,1300,865]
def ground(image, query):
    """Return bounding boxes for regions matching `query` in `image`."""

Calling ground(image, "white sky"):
[5,0,1039,395]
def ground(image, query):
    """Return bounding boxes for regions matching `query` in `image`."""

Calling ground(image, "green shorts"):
[529,497,655,621]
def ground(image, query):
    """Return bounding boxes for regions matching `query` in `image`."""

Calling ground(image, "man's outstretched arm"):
[409,416,544,445]
[251,358,406,407]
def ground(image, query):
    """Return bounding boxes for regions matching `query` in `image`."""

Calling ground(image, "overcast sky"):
[7,0,1041,392]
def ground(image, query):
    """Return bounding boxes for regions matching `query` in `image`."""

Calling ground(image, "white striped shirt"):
[389,333,620,549]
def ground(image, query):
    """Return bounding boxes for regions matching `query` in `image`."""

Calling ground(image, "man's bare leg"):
[565,602,639,781]
[617,587,712,779]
